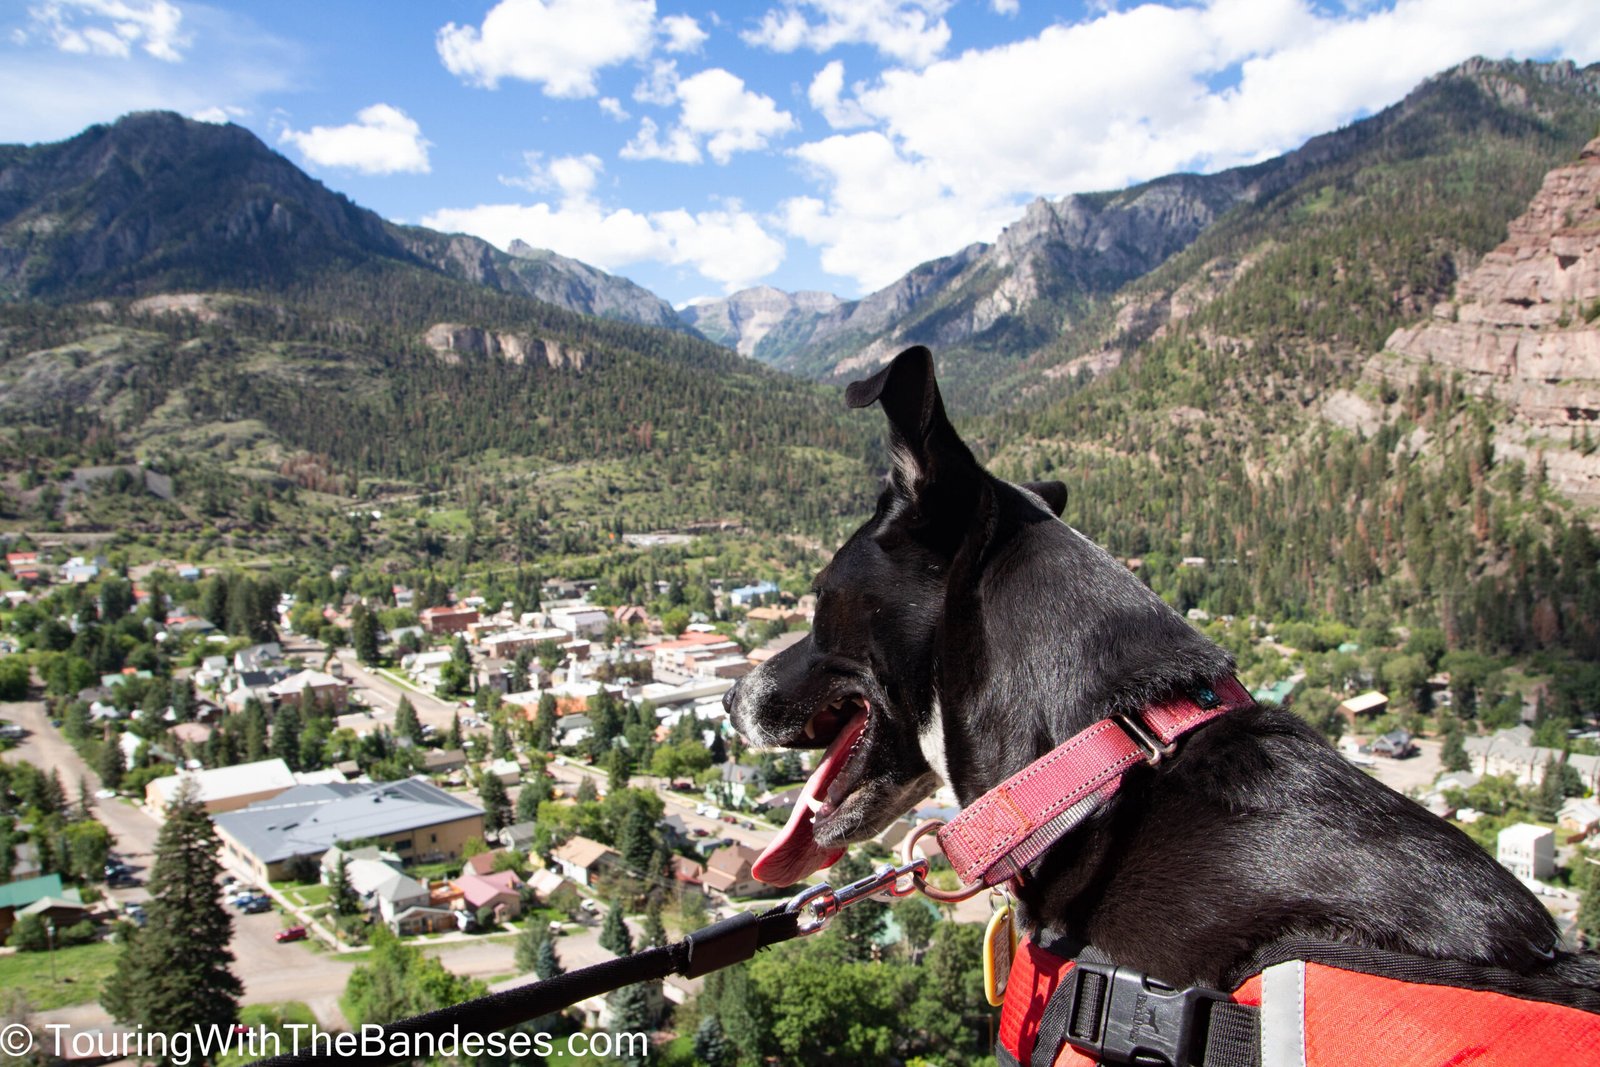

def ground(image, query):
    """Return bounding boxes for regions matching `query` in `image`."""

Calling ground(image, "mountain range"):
[4,57,1600,659]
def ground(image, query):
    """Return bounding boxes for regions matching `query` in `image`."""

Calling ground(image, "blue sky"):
[4,1,1599,308]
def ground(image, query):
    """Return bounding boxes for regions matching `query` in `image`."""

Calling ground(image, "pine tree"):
[480,773,512,832]
[606,744,634,792]
[709,732,727,765]
[514,918,546,974]
[533,694,557,750]
[600,901,633,956]
[352,605,381,665]
[1440,722,1471,773]
[271,705,302,771]
[641,898,667,950]
[606,982,655,1062]
[394,696,424,746]
[535,936,564,980]
[514,779,542,823]
[98,740,125,792]
[492,719,512,761]
[576,776,598,803]
[693,1015,733,1067]
[447,710,463,750]
[331,854,360,917]
[102,780,241,1057]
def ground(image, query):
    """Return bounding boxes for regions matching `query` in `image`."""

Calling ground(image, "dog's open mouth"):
[750,697,872,887]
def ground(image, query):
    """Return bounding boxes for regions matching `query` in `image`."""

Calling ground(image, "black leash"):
[245,859,929,1067]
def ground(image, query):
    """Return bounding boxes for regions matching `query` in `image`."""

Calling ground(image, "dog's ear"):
[846,346,979,501]
[1023,481,1068,517]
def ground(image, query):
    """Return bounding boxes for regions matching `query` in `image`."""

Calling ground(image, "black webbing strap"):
[247,904,799,1067]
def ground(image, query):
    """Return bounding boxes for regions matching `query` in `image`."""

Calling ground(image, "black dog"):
[726,344,1591,992]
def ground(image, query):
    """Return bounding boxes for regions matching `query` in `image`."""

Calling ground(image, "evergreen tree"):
[533,694,558,751]
[480,773,512,833]
[617,805,657,876]
[270,704,302,771]
[535,936,564,981]
[242,699,268,761]
[600,901,633,956]
[606,983,655,1062]
[102,780,241,1061]
[1440,722,1471,773]
[693,1015,734,1067]
[606,744,634,792]
[709,731,728,765]
[514,779,543,823]
[98,740,125,792]
[351,605,381,665]
[641,898,667,950]
[447,710,463,749]
[394,696,424,746]
[514,919,546,974]
[330,854,360,917]
[492,719,512,761]
[576,776,599,803]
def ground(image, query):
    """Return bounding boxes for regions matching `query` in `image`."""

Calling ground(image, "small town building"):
[550,836,619,888]
[700,844,765,898]
[145,757,300,816]
[213,777,485,883]
[1497,823,1555,881]
[1337,691,1389,722]
[421,606,480,635]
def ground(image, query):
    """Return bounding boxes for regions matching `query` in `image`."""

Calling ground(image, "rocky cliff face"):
[422,323,587,370]
[396,231,689,333]
[1376,137,1600,503]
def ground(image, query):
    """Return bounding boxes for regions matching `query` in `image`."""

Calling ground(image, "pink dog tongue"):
[751,707,869,887]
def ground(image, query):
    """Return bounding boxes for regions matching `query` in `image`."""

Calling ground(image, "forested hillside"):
[982,60,1600,664]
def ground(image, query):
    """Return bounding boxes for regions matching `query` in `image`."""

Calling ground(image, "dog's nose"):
[722,679,742,720]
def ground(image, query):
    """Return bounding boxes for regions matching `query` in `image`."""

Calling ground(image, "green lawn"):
[216,1002,318,1067]
[0,940,119,1011]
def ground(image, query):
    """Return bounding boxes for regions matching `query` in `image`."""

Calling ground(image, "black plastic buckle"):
[1059,962,1231,1066]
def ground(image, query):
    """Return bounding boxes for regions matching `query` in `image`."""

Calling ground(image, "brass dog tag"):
[983,903,1017,1007]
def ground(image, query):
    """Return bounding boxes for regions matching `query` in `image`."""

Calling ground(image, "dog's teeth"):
[803,717,817,740]
[804,796,826,814]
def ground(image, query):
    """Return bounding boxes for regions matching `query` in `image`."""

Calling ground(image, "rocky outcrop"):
[1377,137,1600,503]
[679,286,844,357]
[421,323,586,370]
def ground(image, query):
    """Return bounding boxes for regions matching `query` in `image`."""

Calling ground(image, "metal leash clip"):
[785,857,928,935]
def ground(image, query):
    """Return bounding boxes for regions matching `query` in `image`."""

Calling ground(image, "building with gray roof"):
[214,776,485,883]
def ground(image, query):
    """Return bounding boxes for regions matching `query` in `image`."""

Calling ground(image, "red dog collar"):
[938,676,1252,887]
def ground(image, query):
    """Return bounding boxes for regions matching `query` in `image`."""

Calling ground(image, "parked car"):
[580,899,601,914]
[241,897,272,914]
[720,814,737,824]
[274,926,308,943]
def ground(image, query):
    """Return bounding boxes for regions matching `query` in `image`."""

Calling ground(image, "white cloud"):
[279,104,431,175]
[808,60,871,129]
[743,0,953,68]
[437,0,657,97]
[0,4,299,145]
[660,13,707,52]
[622,67,795,165]
[621,116,702,163]
[780,0,1600,292]
[190,104,246,124]
[24,0,190,62]
[423,164,785,292]
[632,58,680,106]
[599,96,630,120]
[990,0,1019,14]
